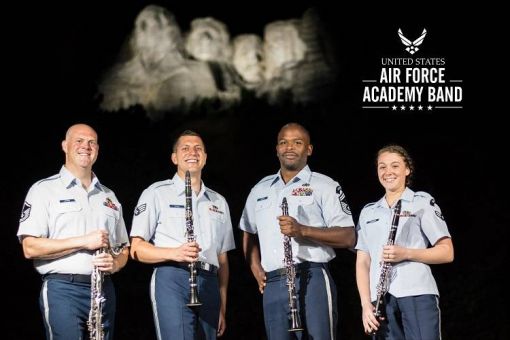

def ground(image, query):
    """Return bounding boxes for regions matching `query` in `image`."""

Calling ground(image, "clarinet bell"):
[288,308,304,332]
[187,286,202,307]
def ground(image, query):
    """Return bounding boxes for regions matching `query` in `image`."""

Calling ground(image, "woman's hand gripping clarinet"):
[88,243,127,340]
[281,197,304,332]
[185,170,202,307]
[369,199,402,336]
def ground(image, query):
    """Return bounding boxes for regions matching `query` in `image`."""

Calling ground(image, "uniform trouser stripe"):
[436,296,442,340]
[321,267,334,340]
[41,280,53,340]
[150,269,162,340]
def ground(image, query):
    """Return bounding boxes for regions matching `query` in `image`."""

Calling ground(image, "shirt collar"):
[271,165,312,187]
[171,172,210,200]
[59,165,101,191]
[375,187,415,208]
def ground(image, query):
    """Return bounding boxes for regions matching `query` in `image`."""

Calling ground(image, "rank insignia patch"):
[435,210,444,220]
[20,201,31,222]
[336,186,351,215]
[134,203,147,216]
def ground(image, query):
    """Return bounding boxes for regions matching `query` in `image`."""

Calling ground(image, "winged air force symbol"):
[398,28,427,55]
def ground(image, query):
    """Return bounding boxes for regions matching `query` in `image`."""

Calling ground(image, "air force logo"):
[398,28,427,55]
[20,201,32,222]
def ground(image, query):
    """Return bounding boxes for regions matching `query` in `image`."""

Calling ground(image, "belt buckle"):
[201,262,211,271]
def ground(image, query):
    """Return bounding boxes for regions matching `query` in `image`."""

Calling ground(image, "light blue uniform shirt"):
[356,187,451,301]
[17,166,129,275]
[130,173,235,268]
[239,165,354,272]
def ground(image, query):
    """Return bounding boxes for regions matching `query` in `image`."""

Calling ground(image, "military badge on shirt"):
[400,210,416,217]
[291,186,313,196]
[336,185,352,215]
[209,204,224,214]
[134,203,147,216]
[103,197,119,211]
[20,201,31,222]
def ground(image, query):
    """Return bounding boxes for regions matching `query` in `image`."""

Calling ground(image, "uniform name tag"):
[256,196,268,202]
[59,199,76,203]
[169,204,185,208]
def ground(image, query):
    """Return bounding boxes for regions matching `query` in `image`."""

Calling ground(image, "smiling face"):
[377,151,410,194]
[276,124,312,172]
[62,124,99,173]
[171,134,207,176]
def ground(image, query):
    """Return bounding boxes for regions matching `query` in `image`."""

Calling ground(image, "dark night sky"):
[4,1,506,339]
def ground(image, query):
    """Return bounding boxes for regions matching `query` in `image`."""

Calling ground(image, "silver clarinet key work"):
[281,197,304,332]
[371,199,402,335]
[88,248,106,340]
[88,243,126,340]
[185,170,202,307]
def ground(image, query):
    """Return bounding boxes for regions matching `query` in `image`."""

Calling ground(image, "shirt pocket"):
[53,201,83,236]
[255,198,271,211]
[164,207,187,240]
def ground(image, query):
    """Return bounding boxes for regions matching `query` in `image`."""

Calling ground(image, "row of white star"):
[392,105,432,110]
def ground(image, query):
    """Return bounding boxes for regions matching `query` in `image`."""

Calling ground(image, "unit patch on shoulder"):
[134,203,147,216]
[430,198,436,206]
[20,201,32,222]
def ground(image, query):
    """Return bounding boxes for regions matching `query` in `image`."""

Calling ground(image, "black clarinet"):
[281,197,304,332]
[185,170,201,307]
[371,199,402,335]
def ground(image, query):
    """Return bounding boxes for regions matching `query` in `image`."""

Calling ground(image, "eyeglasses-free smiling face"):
[377,151,410,193]
[276,125,312,172]
[62,124,99,171]
[171,135,207,175]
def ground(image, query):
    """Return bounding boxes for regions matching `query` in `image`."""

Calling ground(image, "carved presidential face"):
[233,34,264,84]
[134,5,182,66]
[185,18,231,62]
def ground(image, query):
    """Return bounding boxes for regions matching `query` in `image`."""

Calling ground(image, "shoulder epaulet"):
[256,175,276,185]
[99,184,112,193]
[362,202,376,209]
[149,180,173,191]
[311,172,334,183]
[414,191,432,199]
[36,174,60,185]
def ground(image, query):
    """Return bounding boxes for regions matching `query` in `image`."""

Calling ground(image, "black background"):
[4,1,506,339]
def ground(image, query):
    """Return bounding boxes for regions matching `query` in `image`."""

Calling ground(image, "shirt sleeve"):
[420,198,451,245]
[130,187,158,241]
[220,201,236,253]
[322,180,354,228]
[17,184,49,241]
[111,194,130,247]
[239,188,258,234]
[355,208,368,251]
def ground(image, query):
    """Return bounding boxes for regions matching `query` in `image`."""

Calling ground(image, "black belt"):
[42,273,102,284]
[265,262,326,280]
[156,261,218,274]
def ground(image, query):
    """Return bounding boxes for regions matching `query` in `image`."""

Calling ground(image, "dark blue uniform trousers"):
[151,265,220,340]
[374,294,441,340]
[39,276,115,340]
[263,262,338,340]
